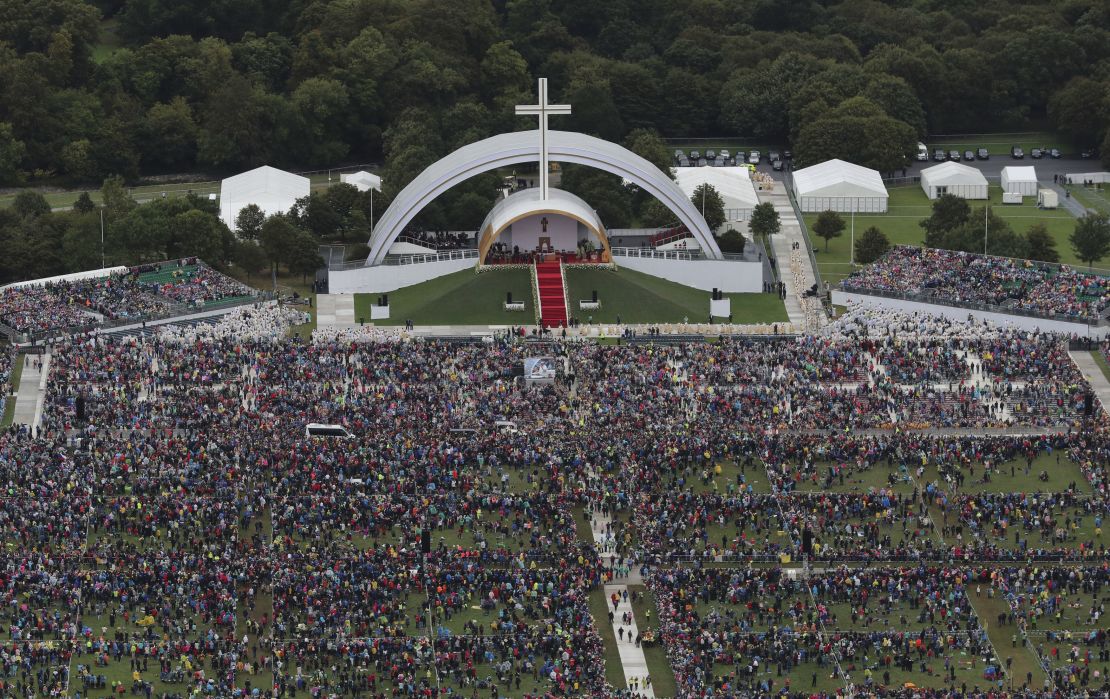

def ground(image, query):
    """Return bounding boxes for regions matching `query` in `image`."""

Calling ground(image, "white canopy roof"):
[1000,166,1038,182]
[220,165,310,229]
[2,266,129,290]
[674,167,759,211]
[793,159,887,198]
[920,161,988,187]
[340,170,382,192]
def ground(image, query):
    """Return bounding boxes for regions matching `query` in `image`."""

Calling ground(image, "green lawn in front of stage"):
[563,267,788,325]
[354,268,535,326]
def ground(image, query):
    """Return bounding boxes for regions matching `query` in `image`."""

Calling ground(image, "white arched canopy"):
[366,130,722,265]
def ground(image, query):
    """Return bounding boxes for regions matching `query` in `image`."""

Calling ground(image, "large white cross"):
[516,78,571,201]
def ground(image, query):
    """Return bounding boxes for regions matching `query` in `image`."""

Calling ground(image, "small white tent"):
[674,167,759,229]
[919,162,988,200]
[793,159,888,213]
[1000,166,1038,196]
[219,166,310,230]
[1065,172,1110,185]
[340,170,382,192]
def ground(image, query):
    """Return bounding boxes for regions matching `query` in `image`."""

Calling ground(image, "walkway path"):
[585,505,653,696]
[315,294,357,329]
[12,352,49,432]
[1069,350,1110,413]
[759,181,826,330]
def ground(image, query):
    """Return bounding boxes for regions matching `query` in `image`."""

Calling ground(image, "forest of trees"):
[0,0,1108,282]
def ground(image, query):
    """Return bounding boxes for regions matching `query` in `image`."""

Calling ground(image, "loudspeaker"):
[801,528,813,555]
[75,395,86,421]
[507,291,513,304]
[592,290,598,303]
[1085,392,1094,416]
[381,294,389,307]
[420,529,431,554]
[712,288,719,300]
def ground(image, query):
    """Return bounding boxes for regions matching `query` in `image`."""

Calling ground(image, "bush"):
[717,229,747,253]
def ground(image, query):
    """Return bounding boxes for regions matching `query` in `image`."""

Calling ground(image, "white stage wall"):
[329,258,476,293]
[832,290,1107,337]
[501,215,582,253]
[618,256,762,293]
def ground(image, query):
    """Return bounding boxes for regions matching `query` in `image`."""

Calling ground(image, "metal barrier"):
[329,249,479,270]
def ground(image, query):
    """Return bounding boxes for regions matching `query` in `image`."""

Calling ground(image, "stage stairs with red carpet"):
[535,259,568,328]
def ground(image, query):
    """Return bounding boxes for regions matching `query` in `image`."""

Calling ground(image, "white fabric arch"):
[366,129,722,264]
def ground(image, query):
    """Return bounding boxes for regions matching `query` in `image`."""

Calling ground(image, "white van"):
[305,423,353,438]
[916,143,929,161]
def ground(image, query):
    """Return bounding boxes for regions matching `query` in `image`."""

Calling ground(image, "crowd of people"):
[0,302,1106,697]
[842,247,1110,321]
[0,259,255,335]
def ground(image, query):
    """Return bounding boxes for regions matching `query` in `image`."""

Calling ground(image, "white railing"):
[329,248,478,270]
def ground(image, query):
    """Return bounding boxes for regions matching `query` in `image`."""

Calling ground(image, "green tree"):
[11,191,50,219]
[72,192,96,214]
[1070,213,1110,270]
[622,129,673,177]
[0,123,25,185]
[170,209,228,264]
[812,210,845,252]
[287,230,324,284]
[639,199,678,228]
[1025,223,1060,263]
[259,214,298,277]
[717,228,747,254]
[748,202,781,241]
[100,176,136,223]
[141,98,198,170]
[232,240,268,282]
[854,226,891,264]
[920,194,971,248]
[290,193,341,239]
[690,183,725,232]
[794,97,917,174]
[235,204,266,241]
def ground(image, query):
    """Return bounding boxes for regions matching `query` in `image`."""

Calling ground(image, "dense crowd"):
[0,260,255,335]
[0,302,1105,697]
[842,247,1110,321]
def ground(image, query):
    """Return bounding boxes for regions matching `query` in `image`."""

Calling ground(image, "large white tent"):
[919,162,988,200]
[219,166,310,230]
[340,170,382,192]
[674,167,759,229]
[1000,166,1038,196]
[793,159,888,212]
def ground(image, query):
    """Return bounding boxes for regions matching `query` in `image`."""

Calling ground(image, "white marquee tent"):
[340,170,382,192]
[674,167,759,228]
[793,159,888,212]
[219,166,310,230]
[1065,172,1110,185]
[1000,166,1038,196]
[919,162,988,200]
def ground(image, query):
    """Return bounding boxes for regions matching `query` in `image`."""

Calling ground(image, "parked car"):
[916,143,929,161]
[1011,146,1024,159]
[976,148,990,160]
[1030,148,1043,159]
[673,149,684,161]
[783,149,793,160]
[933,149,947,161]
[706,149,717,159]
[748,150,760,164]
[769,150,781,162]
[697,157,707,167]
[772,159,784,171]
[1049,148,1062,159]
[690,150,700,160]
[948,150,961,161]
[963,150,975,161]
[719,149,730,159]
[678,156,689,167]
[1082,148,1097,159]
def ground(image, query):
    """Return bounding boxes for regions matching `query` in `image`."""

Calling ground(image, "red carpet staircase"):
[535,259,568,328]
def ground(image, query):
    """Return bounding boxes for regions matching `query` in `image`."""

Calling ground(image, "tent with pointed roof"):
[920,162,988,200]
[340,170,382,192]
[793,159,888,213]
[219,165,310,230]
[674,167,759,229]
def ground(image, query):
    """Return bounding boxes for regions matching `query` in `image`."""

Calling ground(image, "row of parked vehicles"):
[674,148,793,170]
[915,142,1068,162]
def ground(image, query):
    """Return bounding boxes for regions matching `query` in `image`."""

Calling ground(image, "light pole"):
[99,207,106,268]
[984,203,989,255]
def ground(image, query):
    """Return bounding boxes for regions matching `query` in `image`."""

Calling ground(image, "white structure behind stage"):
[1000,166,1038,196]
[793,159,888,212]
[920,162,988,200]
[1065,172,1110,184]
[220,166,310,230]
[340,171,382,192]
[674,167,759,228]
[477,188,606,262]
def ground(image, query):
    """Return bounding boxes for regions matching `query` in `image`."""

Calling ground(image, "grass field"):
[0,352,23,429]
[804,184,1084,285]
[564,267,788,324]
[1071,185,1110,216]
[354,268,535,326]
